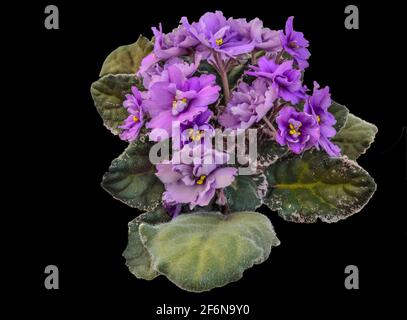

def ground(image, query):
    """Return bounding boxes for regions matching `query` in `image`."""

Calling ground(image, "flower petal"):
[212,167,238,188]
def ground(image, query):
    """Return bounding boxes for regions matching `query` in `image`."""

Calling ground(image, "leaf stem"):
[220,70,230,104]
[263,116,276,132]
[222,202,231,215]
[216,189,231,215]
[251,52,257,65]
[275,50,284,64]
[214,52,230,105]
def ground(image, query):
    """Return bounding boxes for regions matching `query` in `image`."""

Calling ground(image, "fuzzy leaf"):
[91,74,141,135]
[257,139,288,167]
[102,142,164,211]
[332,113,378,160]
[264,151,376,223]
[329,100,349,132]
[140,211,280,292]
[123,208,170,280]
[99,35,153,76]
[225,173,268,211]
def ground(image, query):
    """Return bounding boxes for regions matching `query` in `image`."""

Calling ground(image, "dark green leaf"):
[102,142,164,211]
[264,151,376,223]
[91,74,141,135]
[225,173,267,211]
[332,113,378,160]
[257,139,288,167]
[330,101,349,132]
[228,64,246,89]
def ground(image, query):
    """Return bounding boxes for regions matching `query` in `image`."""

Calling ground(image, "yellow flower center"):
[196,175,207,185]
[289,123,301,136]
[188,128,204,141]
[172,97,187,108]
[289,41,299,49]
[133,116,139,123]
[316,115,321,123]
[216,38,223,46]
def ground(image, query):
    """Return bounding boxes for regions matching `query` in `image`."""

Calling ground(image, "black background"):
[9,0,407,317]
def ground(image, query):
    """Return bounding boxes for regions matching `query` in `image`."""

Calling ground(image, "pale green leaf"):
[100,35,152,76]
[140,212,280,292]
[123,208,170,280]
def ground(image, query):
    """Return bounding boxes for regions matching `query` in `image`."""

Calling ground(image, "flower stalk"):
[213,52,231,105]
[263,116,276,132]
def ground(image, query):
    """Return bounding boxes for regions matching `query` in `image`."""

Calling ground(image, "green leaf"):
[225,173,267,211]
[197,60,217,74]
[91,74,141,135]
[332,113,378,160]
[329,101,349,132]
[257,139,288,167]
[99,35,153,76]
[139,211,280,292]
[102,142,164,211]
[188,202,217,213]
[123,208,170,280]
[228,63,246,89]
[264,151,376,223]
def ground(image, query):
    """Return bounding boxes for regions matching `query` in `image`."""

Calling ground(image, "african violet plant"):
[91,11,377,292]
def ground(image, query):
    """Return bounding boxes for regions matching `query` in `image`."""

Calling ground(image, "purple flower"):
[162,192,182,218]
[180,110,214,145]
[247,57,306,104]
[140,56,200,89]
[219,78,277,129]
[235,18,281,52]
[181,11,255,59]
[251,19,281,51]
[280,16,310,70]
[275,106,319,154]
[151,24,199,60]
[138,25,198,77]
[156,146,237,209]
[119,86,144,142]
[137,52,161,78]
[304,82,341,157]
[144,64,220,139]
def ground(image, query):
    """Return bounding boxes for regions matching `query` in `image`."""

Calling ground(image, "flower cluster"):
[92,10,378,294]
[118,11,341,215]
[157,146,237,214]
